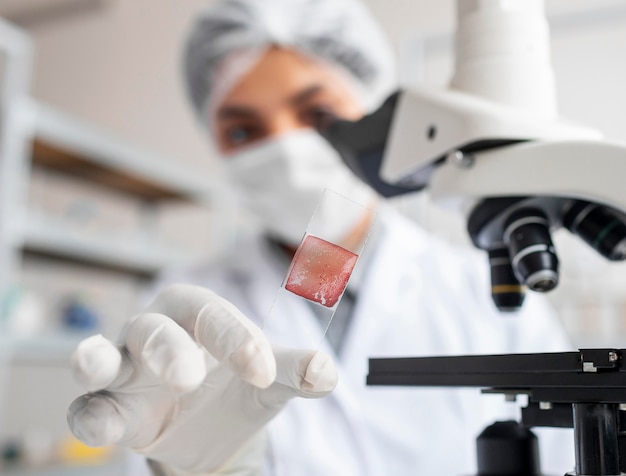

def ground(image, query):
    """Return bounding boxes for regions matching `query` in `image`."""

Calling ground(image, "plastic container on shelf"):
[0,286,46,337]
[28,168,144,239]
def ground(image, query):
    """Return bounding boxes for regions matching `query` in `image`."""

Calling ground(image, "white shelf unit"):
[22,213,189,275]
[0,18,228,476]
[4,461,126,476]
[19,100,224,276]
[0,333,92,363]
[0,20,228,288]
[0,11,227,380]
[30,101,216,204]
[0,17,33,306]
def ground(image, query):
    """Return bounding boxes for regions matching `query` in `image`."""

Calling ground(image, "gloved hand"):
[67,284,338,474]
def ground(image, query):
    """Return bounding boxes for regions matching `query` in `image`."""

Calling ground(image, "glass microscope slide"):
[264,188,374,350]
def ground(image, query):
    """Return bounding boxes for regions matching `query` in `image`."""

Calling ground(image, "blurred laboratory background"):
[0,0,626,474]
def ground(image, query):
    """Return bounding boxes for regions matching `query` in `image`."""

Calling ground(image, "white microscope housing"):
[325,0,626,311]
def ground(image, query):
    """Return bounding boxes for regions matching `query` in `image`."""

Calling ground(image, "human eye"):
[222,124,263,149]
[227,126,252,145]
[301,104,339,132]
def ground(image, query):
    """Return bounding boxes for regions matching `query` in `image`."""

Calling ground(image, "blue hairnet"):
[182,0,396,124]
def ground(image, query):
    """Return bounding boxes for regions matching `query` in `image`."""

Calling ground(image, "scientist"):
[67,0,574,475]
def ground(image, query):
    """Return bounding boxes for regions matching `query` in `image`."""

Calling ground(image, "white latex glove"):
[67,284,338,474]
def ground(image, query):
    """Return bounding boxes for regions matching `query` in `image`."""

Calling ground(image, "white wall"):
[24,0,217,172]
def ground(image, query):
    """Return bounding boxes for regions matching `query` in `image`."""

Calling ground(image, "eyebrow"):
[216,105,260,120]
[216,84,327,120]
[288,84,325,106]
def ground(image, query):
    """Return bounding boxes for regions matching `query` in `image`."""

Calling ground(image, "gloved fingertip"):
[302,351,338,393]
[164,347,207,394]
[232,339,276,389]
[71,335,121,391]
[67,395,125,447]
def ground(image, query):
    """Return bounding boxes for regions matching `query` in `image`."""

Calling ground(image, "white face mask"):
[224,129,377,246]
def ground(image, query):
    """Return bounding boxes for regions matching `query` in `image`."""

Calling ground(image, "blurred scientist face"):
[212,47,377,249]
[213,47,365,153]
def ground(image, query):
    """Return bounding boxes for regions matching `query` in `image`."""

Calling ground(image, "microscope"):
[324,1,626,475]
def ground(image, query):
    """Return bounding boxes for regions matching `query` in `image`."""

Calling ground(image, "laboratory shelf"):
[21,214,198,276]
[3,460,126,476]
[0,24,219,476]
[30,101,217,203]
[0,333,89,363]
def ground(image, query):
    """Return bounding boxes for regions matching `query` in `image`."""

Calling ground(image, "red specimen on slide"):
[285,235,358,308]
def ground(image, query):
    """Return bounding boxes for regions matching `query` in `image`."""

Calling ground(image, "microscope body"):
[324,1,626,475]
[326,0,626,312]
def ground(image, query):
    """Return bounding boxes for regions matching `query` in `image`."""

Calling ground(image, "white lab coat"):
[157,208,575,476]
